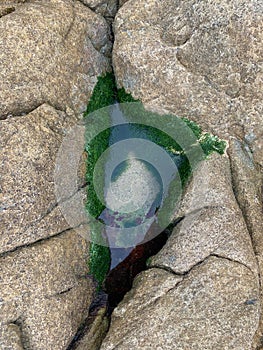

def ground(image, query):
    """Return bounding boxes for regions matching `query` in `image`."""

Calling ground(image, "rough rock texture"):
[80,0,118,19]
[112,2,263,348]
[0,230,95,350]
[73,307,109,350]
[150,153,258,275]
[0,324,24,350]
[101,153,261,349]
[228,138,263,347]
[0,104,87,254]
[101,260,259,350]
[113,0,263,166]
[0,0,111,118]
[0,1,112,348]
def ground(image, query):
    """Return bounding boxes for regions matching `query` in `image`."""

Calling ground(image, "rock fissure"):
[0,6,15,18]
[0,227,73,259]
[12,318,27,350]
[1,0,262,349]
[62,4,76,43]
[150,253,257,280]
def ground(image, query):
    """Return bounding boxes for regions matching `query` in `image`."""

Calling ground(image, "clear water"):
[99,103,178,269]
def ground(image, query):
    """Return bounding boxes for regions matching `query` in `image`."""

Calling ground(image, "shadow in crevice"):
[0,7,15,18]
[103,217,183,309]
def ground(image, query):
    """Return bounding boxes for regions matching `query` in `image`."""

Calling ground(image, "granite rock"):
[0,0,111,118]
[113,0,263,165]
[150,153,258,276]
[0,230,95,349]
[101,258,259,350]
[0,104,88,253]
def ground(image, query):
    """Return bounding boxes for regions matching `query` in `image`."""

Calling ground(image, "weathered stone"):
[0,104,88,253]
[0,0,111,118]
[74,307,109,350]
[0,324,24,350]
[81,0,118,19]
[101,258,259,350]
[228,138,263,255]
[228,138,263,347]
[113,0,263,165]
[150,153,258,276]
[0,230,95,349]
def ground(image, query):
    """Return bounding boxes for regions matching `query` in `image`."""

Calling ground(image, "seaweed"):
[85,75,226,290]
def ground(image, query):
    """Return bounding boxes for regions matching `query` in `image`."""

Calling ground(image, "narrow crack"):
[66,291,108,350]
[0,102,70,121]
[0,6,15,18]
[19,182,87,234]
[12,317,27,350]
[150,253,257,280]
[0,227,73,258]
[56,286,74,296]
[62,3,76,44]
[0,103,45,121]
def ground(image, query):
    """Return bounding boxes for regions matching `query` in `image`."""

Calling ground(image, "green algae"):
[85,74,226,290]
[84,72,115,289]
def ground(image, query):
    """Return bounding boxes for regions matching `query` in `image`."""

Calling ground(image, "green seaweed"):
[117,87,138,103]
[84,72,116,289]
[85,72,116,114]
[85,75,226,290]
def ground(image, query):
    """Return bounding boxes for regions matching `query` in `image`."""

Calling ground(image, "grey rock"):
[81,0,118,19]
